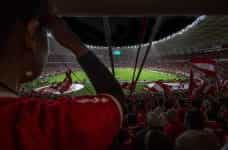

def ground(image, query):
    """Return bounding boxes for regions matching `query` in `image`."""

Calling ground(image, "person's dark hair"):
[127,103,133,112]
[0,0,44,48]
[179,99,185,107]
[145,130,174,150]
[109,129,130,150]
[184,109,205,130]
[219,97,228,105]
[137,102,144,111]
[192,99,203,109]
[158,98,164,107]
[127,113,137,126]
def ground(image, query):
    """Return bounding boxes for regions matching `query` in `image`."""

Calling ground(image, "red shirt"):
[177,107,188,122]
[0,94,123,150]
[164,122,184,141]
[136,112,146,127]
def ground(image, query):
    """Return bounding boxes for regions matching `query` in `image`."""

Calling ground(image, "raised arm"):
[48,17,125,107]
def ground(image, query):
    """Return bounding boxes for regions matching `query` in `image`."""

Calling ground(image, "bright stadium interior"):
[22,16,197,95]
[22,15,228,96]
[12,0,228,149]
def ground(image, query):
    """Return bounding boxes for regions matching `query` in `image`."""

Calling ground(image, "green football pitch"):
[23,68,186,96]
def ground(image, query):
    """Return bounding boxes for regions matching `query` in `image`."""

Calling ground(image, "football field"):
[23,68,186,95]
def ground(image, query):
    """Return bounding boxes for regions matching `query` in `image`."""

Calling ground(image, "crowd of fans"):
[20,81,228,150]
[109,92,228,150]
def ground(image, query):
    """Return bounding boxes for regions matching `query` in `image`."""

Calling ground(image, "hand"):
[50,17,88,57]
[42,1,88,57]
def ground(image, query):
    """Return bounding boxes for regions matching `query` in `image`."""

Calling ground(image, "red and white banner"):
[121,82,136,90]
[189,58,217,100]
[219,79,228,92]
[191,58,217,76]
[37,70,73,95]
[145,81,172,95]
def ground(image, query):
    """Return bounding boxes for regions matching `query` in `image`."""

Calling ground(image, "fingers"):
[39,0,58,28]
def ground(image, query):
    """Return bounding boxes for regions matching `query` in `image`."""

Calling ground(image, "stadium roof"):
[78,16,228,57]
[153,16,228,57]
[47,15,228,63]
[64,16,196,46]
[54,0,227,16]
[49,0,228,62]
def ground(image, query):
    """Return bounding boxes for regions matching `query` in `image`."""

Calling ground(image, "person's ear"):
[25,19,40,49]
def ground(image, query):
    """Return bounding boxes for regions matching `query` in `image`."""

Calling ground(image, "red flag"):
[219,79,228,93]
[191,58,217,76]
[145,81,172,95]
[36,70,73,95]
[121,82,136,90]
[189,69,204,100]
[189,58,217,100]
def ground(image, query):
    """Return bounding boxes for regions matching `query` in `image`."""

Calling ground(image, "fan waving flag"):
[145,81,172,95]
[121,82,136,90]
[219,79,228,93]
[36,69,73,95]
[189,57,217,100]
[191,58,217,76]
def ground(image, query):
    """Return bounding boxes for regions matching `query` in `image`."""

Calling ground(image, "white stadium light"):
[47,32,52,38]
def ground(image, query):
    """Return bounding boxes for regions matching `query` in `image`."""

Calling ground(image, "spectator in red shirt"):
[177,99,188,123]
[136,103,146,127]
[0,1,125,150]
[136,112,146,127]
[164,109,184,142]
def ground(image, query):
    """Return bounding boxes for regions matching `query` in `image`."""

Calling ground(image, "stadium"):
[23,33,189,95]
[23,16,228,97]
[1,1,228,150]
